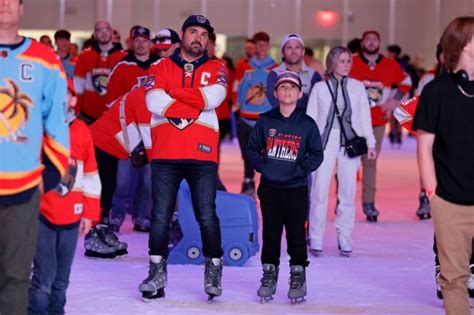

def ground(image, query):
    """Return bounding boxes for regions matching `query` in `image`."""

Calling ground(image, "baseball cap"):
[252,31,270,42]
[275,71,302,90]
[281,33,304,50]
[181,15,214,34]
[361,30,380,40]
[132,26,151,40]
[153,28,180,49]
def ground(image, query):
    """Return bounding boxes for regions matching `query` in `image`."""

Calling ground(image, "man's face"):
[361,33,380,55]
[0,0,23,29]
[282,39,304,66]
[133,36,152,58]
[94,21,112,45]
[244,41,256,59]
[255,40,269,57]
[55,37,70,52]
[181,26,209,58]
[274,82,302,106]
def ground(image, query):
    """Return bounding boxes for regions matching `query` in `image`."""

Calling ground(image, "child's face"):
[274,82,302,105]
[66,91,77,110]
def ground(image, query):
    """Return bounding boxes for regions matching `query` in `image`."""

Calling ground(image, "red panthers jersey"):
[90,86,152,160]
[146,51,228,163]
[350,54,412,126]
[40,119,101,225]
[74,43,127,120]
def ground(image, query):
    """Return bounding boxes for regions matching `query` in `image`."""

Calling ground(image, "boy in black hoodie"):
[247,71,323,304]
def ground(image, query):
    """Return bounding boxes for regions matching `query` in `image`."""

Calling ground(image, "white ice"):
[65,138,469,315]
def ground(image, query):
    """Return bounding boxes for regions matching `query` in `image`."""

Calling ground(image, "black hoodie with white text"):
[246,107,324,188]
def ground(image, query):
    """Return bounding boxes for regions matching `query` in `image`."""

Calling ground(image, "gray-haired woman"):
[306,46,377,257]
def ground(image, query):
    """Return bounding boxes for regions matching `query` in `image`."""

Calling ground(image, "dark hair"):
[252,31,270,42]
[208,32,216,43]
[387,44,401,56]
[221,55,235,71]
[39,35,50,42]
[245,38,255,44]
[441,16,474,71]
[347,38,361,54]
[304,47,314,57]
[54,29,71,41]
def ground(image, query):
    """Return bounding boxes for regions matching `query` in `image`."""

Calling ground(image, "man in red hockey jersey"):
[139,15,228,301]
[349,30,411,222]
[74,20,127,124]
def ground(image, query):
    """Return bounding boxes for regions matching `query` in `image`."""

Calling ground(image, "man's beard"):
[361,45,379,55]
[285,54,303,66]
[183,42,204,57]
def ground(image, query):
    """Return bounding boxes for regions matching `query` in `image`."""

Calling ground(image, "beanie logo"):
[197,15,207,24]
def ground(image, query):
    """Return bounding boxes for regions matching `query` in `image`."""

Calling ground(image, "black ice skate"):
[416,191,431,220]
[362,203,379,222]
[84,228,117,259]
[139,260,167,302]
[96,224,128,257]
[257,264,279,303]
[288,265,306,305]
[204,257,223,303]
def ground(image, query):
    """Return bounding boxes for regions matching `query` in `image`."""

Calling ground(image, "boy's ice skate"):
[84,228,117,259]
[288,265,306,305]
[204,257,223,303]
[416,191,431,220]
[96,224,128,257]
[338,235,352,258]
[362,203,379,222]
[257,264,279,303]
[139,260,167,302]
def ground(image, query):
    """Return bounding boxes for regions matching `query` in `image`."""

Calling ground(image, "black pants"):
[236,117,256,180]
[95,147,118,222]
[258,182,309,267]
[0,189,40,315]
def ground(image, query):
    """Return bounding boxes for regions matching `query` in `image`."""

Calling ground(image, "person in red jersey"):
[73,20,127,124]
[349,30,411,222]
[139,15,227,302]
[28,79,101,315]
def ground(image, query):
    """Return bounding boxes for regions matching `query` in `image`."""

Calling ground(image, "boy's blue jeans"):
[28,220,79,315]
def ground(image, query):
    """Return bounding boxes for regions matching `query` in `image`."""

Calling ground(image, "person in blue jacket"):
[247,71,323,303]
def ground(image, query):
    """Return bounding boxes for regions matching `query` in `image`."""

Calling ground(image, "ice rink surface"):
[65,137,468,314]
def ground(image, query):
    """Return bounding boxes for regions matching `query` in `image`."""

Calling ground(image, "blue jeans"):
[111,159,152,226]
[149,162,223,259]
[28,220,79,315]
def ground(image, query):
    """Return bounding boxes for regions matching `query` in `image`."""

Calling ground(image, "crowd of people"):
[1,0,474,314]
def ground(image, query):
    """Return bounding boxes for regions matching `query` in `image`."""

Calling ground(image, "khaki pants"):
[431,195,474,315]
[361,125,385,203]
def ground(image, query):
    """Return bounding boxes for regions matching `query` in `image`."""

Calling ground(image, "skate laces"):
[261,268,276,287]
[205,260,222,286]
[468,265,474,289]
[146,262,165,282]
[289,271,304,289]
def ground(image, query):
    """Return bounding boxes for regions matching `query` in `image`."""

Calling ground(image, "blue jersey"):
[0,37,70,204]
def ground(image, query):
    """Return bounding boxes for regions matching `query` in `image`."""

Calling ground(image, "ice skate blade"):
[142,288,165,302]
[290,297,306,305]
[84,250,117,259]
[366,215,378,222]
[309,249,322,257]
[339,251,352,258]
[417,213,431,220]
[259,296,274,303]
